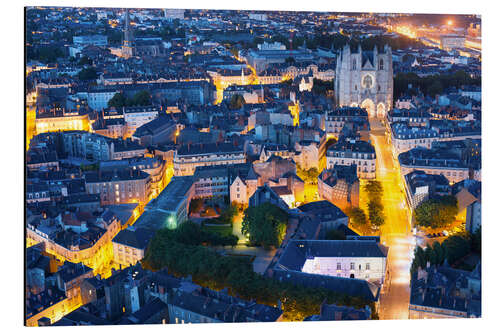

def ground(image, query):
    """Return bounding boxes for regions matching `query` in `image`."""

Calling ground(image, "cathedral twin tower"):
[335,44,393,118]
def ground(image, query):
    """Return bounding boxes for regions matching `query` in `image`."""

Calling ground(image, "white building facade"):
[335,44,393,118]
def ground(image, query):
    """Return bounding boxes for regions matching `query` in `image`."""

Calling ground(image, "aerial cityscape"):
[24,6,481,326]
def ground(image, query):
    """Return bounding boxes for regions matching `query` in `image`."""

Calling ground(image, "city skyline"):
[24,5,481,326]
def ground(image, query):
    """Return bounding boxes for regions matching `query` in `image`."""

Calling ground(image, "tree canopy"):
[241,203,288,248]
[77,67,98,81]
[228,94,246,110]
[311,79,334,96]
[297,167,319,185]
[363,181,385,229]
[142,220,375,321]
[108,92,127,108]
[107,90,152,108]
[26,45,65,63]
[410,229,480,274]
[347,207,368,227]
[414,195,458,229]
[393,70,481,100]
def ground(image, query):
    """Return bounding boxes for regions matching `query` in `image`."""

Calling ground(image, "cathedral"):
[335,44,393,118]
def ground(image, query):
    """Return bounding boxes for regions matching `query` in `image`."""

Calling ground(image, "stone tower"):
[122,9,135,59]
[335,44,393,118]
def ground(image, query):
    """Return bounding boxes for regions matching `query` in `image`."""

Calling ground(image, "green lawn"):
[202,224,233,237]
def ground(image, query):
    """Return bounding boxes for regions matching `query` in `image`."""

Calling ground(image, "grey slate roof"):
[298,200,347,221]
[273,269,380,302]
[112,227,155,250]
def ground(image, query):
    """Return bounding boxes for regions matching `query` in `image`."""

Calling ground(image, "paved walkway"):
[222,245,277,274]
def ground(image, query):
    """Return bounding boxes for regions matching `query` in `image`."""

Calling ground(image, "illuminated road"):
[369,118,414,320]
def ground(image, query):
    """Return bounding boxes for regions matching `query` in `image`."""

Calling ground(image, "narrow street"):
[369,118,415,320]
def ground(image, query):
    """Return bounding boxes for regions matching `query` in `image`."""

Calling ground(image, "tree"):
[77,67,98,81]
[312,79,334,96]
[442,234,471,265]
[347,207,368,226]
[130,90,152,106]
[78,56,93,66]
[430,241,446,266]
[217,204,238,225]
[428,80,444,97]
[412,246,427,272]
[297,167,319,185]
[108,92,127,108]
[471,227,481,254]
[27,45,65,63]
[414,195,458,229]
[229,94,245,110]
[368,201,385,228]
[241,203,288,248]
[364,181,383,201]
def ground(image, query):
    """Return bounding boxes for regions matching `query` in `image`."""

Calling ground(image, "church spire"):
[124,9,134,46]
[122,9,135,58]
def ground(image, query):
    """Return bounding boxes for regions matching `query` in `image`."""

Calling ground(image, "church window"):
[379,59,384,70]
[352,59,357,70]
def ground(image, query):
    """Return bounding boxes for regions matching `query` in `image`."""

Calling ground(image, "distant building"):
[324,107,369,139]
[248,184,290,210]
[84,168,151,205]
[35,109,91,134]
[245,49,315,73]
[286,239,388,284]
[134,176,195,230]
[452,179,481,232]
[132,116,177,147]
[163,8,185,20]
[272,239,385,306]
[404,170,451,211]
[398,141,480,184]
[167,283,282,323]
[193,163,251,199]
[409,263,481,318]
[326,138,376,179]
[112,227,155,268]
[318,164,360,211]
[297,200,348,237]
[73,35,108,47]
[440,34,466,51]
[123,105,160,137]
[304,302,371,321]
[257,41,286,51]
[173,142,246,176]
